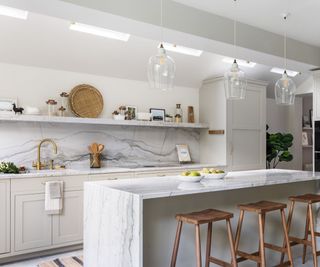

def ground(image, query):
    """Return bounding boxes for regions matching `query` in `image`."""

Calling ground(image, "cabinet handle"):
[157,174,166,177]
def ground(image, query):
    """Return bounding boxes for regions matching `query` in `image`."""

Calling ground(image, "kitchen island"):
[84,169,320,267]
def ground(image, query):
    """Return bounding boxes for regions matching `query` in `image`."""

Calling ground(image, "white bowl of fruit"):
[178,170,204,183]
[201,168,227,179]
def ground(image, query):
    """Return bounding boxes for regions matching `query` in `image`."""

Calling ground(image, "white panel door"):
[14,194,52,251]
[0,180,10,254]
[227,83,266,170]
[52,191,83,245]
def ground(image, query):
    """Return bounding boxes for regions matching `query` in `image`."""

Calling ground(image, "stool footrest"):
[289,236,312,246]
[237,250,260,263]
[209,256,233,267]
[308,230,320,237]
[264,242,287,253]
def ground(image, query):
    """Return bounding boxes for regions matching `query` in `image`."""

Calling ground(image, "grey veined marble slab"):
[85,169,320,199]
[84,169,320,267]
[0,121,200,168]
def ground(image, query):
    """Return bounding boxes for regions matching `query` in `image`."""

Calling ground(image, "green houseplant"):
[266,125,293,169]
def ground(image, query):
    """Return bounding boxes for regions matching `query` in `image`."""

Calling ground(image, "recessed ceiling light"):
[270,67,299,77]
[160,42,203,57]
[0,5,28,20]
[222,57,256,68]
[70,22,130,42]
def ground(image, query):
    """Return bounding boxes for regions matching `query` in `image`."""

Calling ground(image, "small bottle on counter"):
[46,99,57,116]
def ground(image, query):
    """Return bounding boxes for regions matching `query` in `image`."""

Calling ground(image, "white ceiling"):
[174,0,320,47]
[0,12,308,90]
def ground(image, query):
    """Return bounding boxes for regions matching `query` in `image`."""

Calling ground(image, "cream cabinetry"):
[200,77,267,171]
[0,180,10,255]
[11,176,87,253]
[14,194,51,251]
[52,191,83,245]
[313,71,320,120]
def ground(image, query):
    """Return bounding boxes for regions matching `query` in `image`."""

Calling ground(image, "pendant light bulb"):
[224,0,247,100]
[274,13,296,105]
[147,0,176,91]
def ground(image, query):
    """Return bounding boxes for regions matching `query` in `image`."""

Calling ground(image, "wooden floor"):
[0,251,315,266]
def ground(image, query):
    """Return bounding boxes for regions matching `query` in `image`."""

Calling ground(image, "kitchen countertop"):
[0,163,220,179]
[88,169,320,199]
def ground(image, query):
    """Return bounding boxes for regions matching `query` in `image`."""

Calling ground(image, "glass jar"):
[60,92,69,113]
[175,104,183,123]
[58,106,66,117]
[46,99,57,116]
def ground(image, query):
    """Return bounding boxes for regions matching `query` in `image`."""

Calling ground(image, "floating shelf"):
[0,115,209,129]
[303,127,313,131]
[302,145,313,148]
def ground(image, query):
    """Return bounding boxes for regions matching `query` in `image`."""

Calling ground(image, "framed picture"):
[150,108,165,121]
[302,132,309,146]
[0,98,16,115]
[126,106,137,120]
[176,144,192,163]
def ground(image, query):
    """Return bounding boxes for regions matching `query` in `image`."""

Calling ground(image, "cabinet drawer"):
[135,171,179,178]
[89,172,134,181]
[11,175,87,194]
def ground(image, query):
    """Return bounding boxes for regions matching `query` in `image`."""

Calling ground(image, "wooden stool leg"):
[302,205,310,264]
[280,200,295,264]
[257,214,265,267]
[258,213,266,267]
[170,221,183,267]
[308,204,318,267]
[235,210,245,252]
[280,209,294,266]
[205,222,212,267]
[195,224,202,267]
[226,219,238,267]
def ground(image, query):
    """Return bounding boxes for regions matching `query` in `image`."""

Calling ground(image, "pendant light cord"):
[233,0,237,59]
[284,15,287,71]
[160,0,164,44]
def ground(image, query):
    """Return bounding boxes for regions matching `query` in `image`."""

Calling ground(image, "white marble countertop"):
[0,163,219,179]
[88,169,320,199]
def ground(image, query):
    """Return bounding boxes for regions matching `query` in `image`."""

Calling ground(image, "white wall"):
[267,98,302,170]
[0,62,199,122]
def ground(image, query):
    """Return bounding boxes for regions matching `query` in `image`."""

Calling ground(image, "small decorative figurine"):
[12,103,24,114]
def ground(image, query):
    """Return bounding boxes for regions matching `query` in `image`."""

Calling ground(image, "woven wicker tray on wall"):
[69,84,104,118]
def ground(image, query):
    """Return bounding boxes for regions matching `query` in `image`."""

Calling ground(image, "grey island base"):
[84,169,320,267]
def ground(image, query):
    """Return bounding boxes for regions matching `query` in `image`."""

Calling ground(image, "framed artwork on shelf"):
[302,132,309,146]
[126,106,137,120]
[0,98,16,115]
[176,144,192,163]
[150,108,165,121]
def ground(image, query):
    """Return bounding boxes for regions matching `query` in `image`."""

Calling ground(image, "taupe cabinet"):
[0,169,190,262]
[0,180,10,255]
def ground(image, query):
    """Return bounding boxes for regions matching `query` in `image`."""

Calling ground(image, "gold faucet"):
[33,139,58,170]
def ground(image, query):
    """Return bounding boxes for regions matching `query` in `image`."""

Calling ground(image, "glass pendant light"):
[275,14,296,105]
[224,0,247,100]
[147,0,176,91]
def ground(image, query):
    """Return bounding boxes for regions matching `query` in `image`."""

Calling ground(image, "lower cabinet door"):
[0,180,10,254]
[52,191,83,245]
[14,194,52,251]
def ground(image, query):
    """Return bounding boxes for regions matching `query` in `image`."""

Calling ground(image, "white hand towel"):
[45,181,64,215]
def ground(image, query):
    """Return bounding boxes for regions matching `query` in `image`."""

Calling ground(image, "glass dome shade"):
[147,45,176,91]
[224,60,247,100]
[274,71,296,105]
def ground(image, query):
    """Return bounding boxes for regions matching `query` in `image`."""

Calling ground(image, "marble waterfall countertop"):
[0,163,219,179]
[87,169,320,199]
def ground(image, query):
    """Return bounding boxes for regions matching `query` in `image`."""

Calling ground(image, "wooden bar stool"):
[234,201,293,267]
[280,194,320,266]
[170,209,237,267]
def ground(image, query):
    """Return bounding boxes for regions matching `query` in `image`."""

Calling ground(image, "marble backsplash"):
[0,121,200,169]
